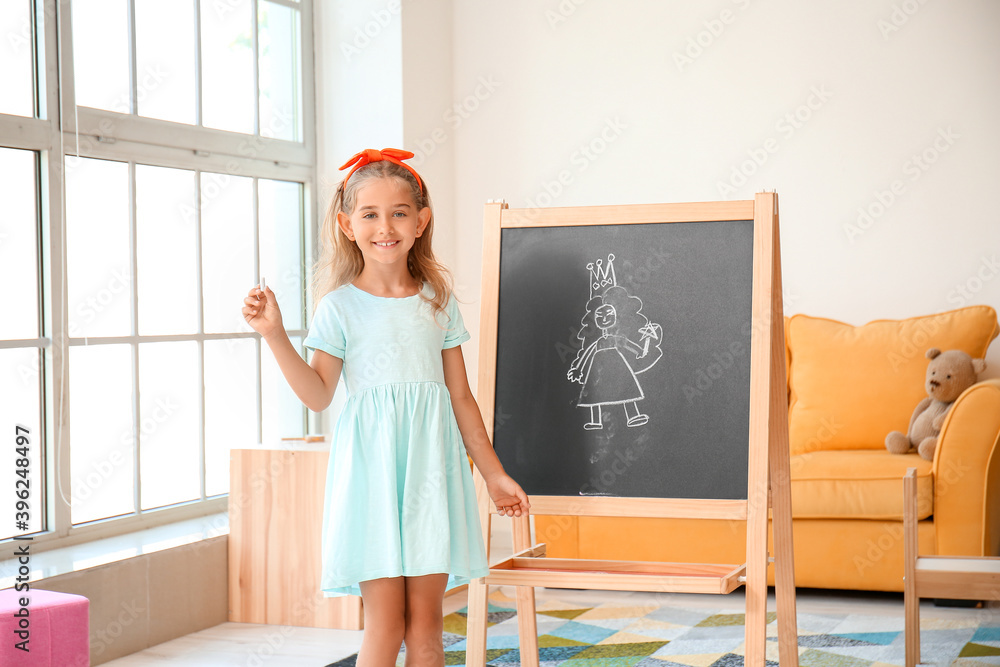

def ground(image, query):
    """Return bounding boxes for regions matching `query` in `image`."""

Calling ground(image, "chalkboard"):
[492,220,753,500]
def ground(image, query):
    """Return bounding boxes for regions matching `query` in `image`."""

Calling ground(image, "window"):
[1,0,316,546]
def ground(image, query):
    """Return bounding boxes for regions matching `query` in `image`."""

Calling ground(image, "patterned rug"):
[325,591,1000,667]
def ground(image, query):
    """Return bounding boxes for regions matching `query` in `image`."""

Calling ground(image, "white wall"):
[316,0,1000,390]
[448,0,1000,387]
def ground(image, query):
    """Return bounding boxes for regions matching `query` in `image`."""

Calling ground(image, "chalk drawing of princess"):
[566,254,663,430]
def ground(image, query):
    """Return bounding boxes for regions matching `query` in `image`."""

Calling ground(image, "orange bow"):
[338,148,424,192]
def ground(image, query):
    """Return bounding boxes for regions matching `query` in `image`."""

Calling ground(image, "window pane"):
[258,1,302,141]
[135,0,196,124]
[0,0,35,117]
[136,164,199,335]
[0,148,39,339]
[139,341,200,509]
[258,179,303,330]
[262,335,303,444]
[70,344,135,524]
[205,339,257,496]
[66,157,132,338]
[201,0,254,133]
[0,348,43,539]
[202,173,254,333]
[72,0,130,113]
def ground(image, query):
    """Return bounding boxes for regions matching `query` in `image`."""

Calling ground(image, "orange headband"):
[338,148,424,193]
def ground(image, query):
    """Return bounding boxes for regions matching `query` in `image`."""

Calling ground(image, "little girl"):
[242,148,529,667]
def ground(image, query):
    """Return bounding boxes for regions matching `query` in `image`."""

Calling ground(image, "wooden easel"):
[466,194,798,667]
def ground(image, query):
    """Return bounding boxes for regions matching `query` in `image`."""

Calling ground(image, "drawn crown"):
[587,253,617,299]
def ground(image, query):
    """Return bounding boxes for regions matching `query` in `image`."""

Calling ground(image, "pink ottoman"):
[0,588,89,666]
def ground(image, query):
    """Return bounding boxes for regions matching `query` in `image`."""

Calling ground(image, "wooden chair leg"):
[904,468,920,667]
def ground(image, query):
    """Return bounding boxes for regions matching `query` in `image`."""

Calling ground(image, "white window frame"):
[1,0,319,553]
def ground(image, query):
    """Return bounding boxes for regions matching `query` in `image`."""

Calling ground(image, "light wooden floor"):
[102,585,985,666]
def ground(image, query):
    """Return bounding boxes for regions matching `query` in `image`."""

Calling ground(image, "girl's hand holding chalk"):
[242,280,283,339]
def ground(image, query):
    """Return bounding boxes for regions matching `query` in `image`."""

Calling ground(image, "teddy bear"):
[885,347,986,460]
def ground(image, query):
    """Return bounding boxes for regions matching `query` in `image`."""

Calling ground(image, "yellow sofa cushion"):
[790,450,932,520]
[786,306,998,456]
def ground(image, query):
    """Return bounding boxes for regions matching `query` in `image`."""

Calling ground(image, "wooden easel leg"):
[768,200,799,667]
[745,191,793,667]
[512,514,540,667]
[744,485,769,667]
[770,468,799,667]
[466,578,489,667]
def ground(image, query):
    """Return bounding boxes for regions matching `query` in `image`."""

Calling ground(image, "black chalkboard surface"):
[492,220,753,500]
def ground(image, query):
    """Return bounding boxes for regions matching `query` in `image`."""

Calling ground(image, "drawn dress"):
[303,283,488,597]
[575,334,645,406]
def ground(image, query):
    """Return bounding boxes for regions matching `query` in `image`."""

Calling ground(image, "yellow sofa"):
[534,305,1000,592]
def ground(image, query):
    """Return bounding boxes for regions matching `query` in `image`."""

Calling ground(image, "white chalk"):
[259,276,266,292]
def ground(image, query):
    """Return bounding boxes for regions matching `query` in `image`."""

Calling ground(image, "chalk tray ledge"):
[487,544,746,594]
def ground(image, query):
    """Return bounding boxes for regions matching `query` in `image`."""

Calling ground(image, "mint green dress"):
[303,282,489,597]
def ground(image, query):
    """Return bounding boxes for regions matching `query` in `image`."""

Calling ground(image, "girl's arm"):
[265,331,342,412]
[442,345,530,517]
[244,285,341,412]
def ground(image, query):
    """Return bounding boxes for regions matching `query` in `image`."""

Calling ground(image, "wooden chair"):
[904,467,1000,667]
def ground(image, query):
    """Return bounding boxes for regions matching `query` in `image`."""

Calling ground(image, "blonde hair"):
[310,160,454,320]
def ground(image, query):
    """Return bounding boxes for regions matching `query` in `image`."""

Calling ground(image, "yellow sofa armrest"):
[933,378,1000,557]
